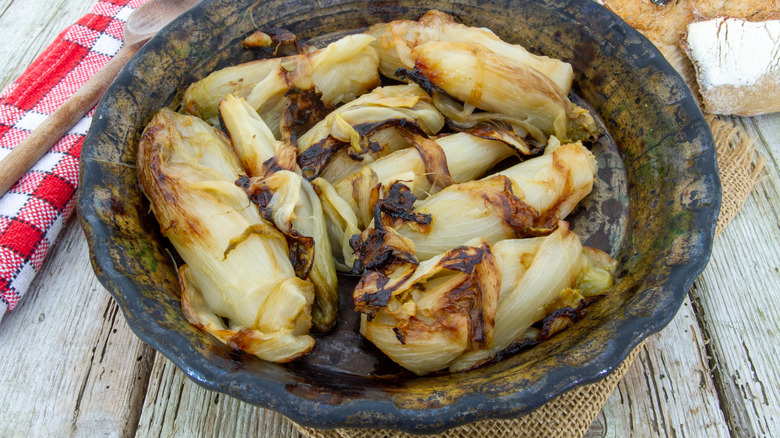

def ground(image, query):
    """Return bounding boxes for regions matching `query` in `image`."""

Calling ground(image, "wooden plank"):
[0,1,157,434]
[135,357,302,438]
[0,219,156,436]
[0,0,95,91]
[591,114,780,437]
[686,113,780,437]
[596,298,730,437]
[595,112,780,437]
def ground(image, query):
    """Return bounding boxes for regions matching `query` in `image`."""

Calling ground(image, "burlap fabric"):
[709,116,764,238]
[293,114,763,438]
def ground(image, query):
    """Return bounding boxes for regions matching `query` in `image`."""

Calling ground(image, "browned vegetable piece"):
[220,94,338,331]
[296,83,445,180]
[330,131,515,229]
[137,108,316,362]
[409,41,600,143]
[356,234,500,375]
[240,170,339,332]
[183,33,380,138]
[366,10,599,144]
[356,222,616,374]
[360,139,597,261]
[366,10,573,93]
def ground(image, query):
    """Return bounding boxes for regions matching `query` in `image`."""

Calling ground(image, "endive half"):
[220,96,339,331]
[409,41,599,144]
[361,139,597,261]
[240,170,339,332]
[183,33,380,138]
[137,108,316,362]
[332,131,515,229]
[296,83,445,179]
[366,9,573,94]
[355,222,615,374]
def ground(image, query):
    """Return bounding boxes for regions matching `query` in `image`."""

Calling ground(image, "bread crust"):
[602,0,780,115]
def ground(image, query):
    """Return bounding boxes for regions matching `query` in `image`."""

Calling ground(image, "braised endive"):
[408,41,599,144]
[137,109,316,362]
[366,10,598,145]
[219,93,294,176]
[296,83,445,180]
[357,139,597,261]
[220,94,339,331]
[311,177,362,271]
[331,132,515,229]
[240,171,339,332]
[366,10,573,94]
[183,33,380,138]
[354,223,615,374]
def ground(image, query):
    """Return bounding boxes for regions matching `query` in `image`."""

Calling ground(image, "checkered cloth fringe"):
[0,0,147,322]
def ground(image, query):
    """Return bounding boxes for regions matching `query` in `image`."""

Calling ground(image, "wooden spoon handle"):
[0,43,140,197]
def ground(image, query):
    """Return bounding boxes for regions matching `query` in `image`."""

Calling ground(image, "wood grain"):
[600,299,730,437]
[0,219,155,436]
[0,0,94,92]
[135,358,302,438]
[688,112,780,437]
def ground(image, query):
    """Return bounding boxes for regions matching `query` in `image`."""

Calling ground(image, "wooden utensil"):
[0,0,201,197]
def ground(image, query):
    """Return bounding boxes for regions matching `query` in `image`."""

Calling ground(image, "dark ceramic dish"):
[78,0,720,433]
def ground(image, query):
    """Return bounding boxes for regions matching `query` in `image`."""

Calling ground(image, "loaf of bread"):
[602,0,780,116]
[683,17,780,116]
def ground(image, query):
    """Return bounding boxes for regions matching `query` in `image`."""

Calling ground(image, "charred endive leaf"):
[366,9,573,94]
[449,223,616,371]
[409,41,600,144]
[296,83,445,180]
[356,238,500,375]
[356,222,615,374]
[241,170,339,332]
[319,128,412,183]
[183,33,380,136]
[493,139,597,228]
[460,120,544,157]
[332,131,514,229]
[242,28,313,56]
[368,139,597,260]
[352,224,421,302]
[137,108,315,362]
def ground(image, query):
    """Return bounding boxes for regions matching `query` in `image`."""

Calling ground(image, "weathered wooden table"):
[1,0,777,436]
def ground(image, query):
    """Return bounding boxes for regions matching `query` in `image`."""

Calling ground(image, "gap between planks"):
[0,218,156,437]
[685,113,780,437]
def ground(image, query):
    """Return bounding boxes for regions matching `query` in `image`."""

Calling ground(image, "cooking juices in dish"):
[136,10,616,374]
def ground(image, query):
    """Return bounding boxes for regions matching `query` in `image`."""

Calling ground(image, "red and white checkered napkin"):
[0,0,149,322]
